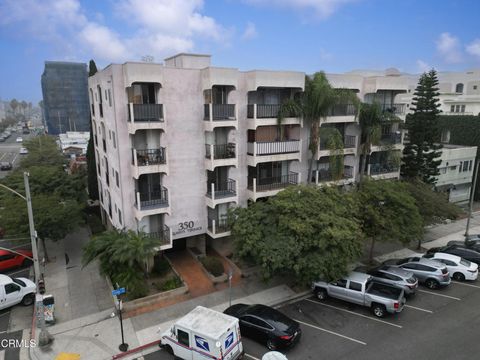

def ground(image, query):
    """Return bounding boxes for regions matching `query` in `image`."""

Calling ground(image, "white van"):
[0,274,36,310]
[160,306,244,360]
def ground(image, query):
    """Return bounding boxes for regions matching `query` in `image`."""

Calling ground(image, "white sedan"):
[16,137,23,143]
[424,252,478,281]
[19,147,29,155]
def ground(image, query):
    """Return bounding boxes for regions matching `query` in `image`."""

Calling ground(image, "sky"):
[1,0,480,104]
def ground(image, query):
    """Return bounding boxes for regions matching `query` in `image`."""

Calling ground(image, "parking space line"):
[304,299,402,328]
[404,304,433,314]
[452,281,480,289]
[245,354,261,360]
[293,319,367,346]
[417,289,461,300]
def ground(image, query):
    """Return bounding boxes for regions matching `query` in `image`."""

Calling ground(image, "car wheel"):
[425,279,439,289]
[372,304,386,318]
[266,338,277,351]
[315,288,328,301]
[21,294,34,306]
[452,272,465,281]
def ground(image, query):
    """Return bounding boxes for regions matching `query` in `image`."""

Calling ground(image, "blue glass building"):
[41,61,90,135]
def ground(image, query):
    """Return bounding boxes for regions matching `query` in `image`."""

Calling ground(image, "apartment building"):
[90,54,480,253]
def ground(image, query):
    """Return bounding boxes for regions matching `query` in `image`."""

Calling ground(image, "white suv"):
[423,252,478,281]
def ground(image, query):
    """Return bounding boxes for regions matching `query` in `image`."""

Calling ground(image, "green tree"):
[358,103,382,177]
[88,60,98,77]
[83,230,161,299]
[19,136,66,169]
[354,179,423,262]
[403,179,462,248]
[230,185,363,283]
[278,72,359,183]
[401,70,443,183]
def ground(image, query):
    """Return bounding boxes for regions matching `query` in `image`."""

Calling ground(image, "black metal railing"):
[247,104,297,119]
[328,104,356,116]
[206,179,236,198]
[370,163,399,175]
[344,135,356,148]
[146,224,170,245]
[204,104,235,120]
[207,217,229,234]
[379,133,402,144]
[248,172,298,192]
[317,165,354,182]
[379,103,406,114]
[129,104,164,122]
[137,186,169,209]
[248,140,300,155]
[205,143,236,159]
[134,148,166,166]
[99,103,103,117]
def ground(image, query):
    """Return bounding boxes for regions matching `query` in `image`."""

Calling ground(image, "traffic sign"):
[112,288,126,296]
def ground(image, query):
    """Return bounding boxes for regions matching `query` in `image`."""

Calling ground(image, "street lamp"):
[0,172,53,347]
[465,160,480,237]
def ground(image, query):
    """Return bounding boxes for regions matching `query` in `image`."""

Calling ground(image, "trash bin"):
[42,295,55,325]
[262,351,288,360]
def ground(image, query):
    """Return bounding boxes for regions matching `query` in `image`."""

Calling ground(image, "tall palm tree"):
[278,72,359,183]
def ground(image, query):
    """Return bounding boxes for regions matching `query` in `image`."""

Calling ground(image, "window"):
[469,160,473,171]
[0,254,15,261]
[455,83,464,93]
[108,89,112,106]
[474,85,478,90]
[416,264,433,272]
[118,209,122,225]
[5,283,20,294]
[463,161,469,172]
[112,131,116,148]
[177,329,189,347]
[441,130,450,143]
[459,162,463,173]
[349,282,362,291]
[242,316,272,329]
[332,279,347,288]
[401,263,418,270]
[439,167,447,174]
[109,130,111,140]
[450,105,455,112]
[115,171,119,187]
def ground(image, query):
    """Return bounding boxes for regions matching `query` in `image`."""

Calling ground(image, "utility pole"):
[465,159,480,237]
[24,172,53,347]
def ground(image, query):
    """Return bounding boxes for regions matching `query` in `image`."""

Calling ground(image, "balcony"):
[134,186,170,219]
[207,217,231,239]
[371,133,403,152]
[313,165,355,185]
[205,143,237,170]
[247,140,301,166]
[318,135,357,157]
[131,147,168,178]
[247,104,301,129]
[379,103,406,115]
[204,104,237,131]
[247,172,299,201]
[127,103,165,134]
[146,224,173,249]
[324,104,357,123]
[206,179,237,208]
[368,163,400,179]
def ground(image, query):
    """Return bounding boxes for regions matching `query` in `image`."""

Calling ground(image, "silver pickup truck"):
[312,271,406,317]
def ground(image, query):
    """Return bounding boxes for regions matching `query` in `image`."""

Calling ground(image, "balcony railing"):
[247,140,300,156]
[378,133,402,145]
[136,186,169,210]
[128,104,164,122]
[315,165,354,182]
[248,172,299,192]
[247,104,298,119]
[328,104,356,117]
[370,163,399,175]
[133,148,166,166]
[207,217,230,234]
[204,104,235,120]
[206,179,236,199]
[379,103,406,115]
[443,112,474,116]
[205,143,236,160]
[319,135,356,150]
[146,224,171,245]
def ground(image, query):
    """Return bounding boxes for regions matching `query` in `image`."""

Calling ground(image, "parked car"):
[312,272,406,317]
[423,252,478,281]
[0,162,12,171]
[382,256,450,289]
[447,240,480,253]
[0,274,36,310]
[224,304,301,350]
[0,136,5,142]
[19,147,28,155]
[15,137,23,143]
[426,245,480,265]
[0,249,33,273]
[465,234,480,242]
[361,265,418,296]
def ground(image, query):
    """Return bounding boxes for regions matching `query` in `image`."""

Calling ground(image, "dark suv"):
[427,245,480,265]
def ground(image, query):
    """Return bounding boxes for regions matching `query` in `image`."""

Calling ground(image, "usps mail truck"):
[160,306,244,360]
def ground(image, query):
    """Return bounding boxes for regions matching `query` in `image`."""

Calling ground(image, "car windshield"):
[12,278,26,287]
[367,282,402,299]
[460,259,471,267]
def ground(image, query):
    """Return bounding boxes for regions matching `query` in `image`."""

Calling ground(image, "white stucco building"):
[88,53,479,253]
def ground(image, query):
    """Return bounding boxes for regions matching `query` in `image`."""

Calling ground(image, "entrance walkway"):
[166,250,216,297]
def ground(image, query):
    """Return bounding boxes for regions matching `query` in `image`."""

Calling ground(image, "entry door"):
[3,283,22,308]
[328,279,348,300]
[175,328,193,360]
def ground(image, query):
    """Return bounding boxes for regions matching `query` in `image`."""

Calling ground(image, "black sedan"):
[224,304,301,351]
[447,240,480,253]
[427,245,480,265]
[0,162,12,171]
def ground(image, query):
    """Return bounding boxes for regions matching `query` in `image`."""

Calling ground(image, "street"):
[0,130,34,179]
[144,277,480,360]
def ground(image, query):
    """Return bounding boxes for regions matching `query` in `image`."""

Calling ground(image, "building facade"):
[41,61,91,135]
[89,54,418,253]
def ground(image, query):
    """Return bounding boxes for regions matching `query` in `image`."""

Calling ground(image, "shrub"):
[87,214,105,234]
[161,276,182,291]
[152,256,171,276]
[200,256,224,277]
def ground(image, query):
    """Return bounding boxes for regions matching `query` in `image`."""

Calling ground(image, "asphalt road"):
[143,277,480,360]
[0,130,34,179]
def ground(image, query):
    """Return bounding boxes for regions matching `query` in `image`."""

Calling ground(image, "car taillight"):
[280,335,293,340]
[468,269,477,273]
[394,302,399,309]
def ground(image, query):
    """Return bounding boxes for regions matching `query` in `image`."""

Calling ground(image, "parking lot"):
[144,277,480,360]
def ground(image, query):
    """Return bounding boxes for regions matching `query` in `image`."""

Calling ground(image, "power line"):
[0,237,31,242]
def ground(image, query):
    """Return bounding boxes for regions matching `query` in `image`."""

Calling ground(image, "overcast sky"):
[1,0,479,103]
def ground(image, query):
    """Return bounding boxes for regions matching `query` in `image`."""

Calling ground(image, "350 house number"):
[178,221,195,231]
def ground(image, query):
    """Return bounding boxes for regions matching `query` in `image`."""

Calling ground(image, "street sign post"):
[113,287,128,352]
[112,287,126,296]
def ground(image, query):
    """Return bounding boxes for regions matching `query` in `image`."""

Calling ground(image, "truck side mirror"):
[170,327,175,337]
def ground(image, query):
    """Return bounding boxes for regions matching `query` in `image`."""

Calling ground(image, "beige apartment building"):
[88,54,479,253]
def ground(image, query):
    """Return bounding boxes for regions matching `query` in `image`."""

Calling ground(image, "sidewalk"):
[28,212,480,360]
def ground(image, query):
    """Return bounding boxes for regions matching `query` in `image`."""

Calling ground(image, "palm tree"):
[278,72,359,184]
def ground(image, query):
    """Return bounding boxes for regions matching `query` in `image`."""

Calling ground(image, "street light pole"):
[465,160,480,237]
